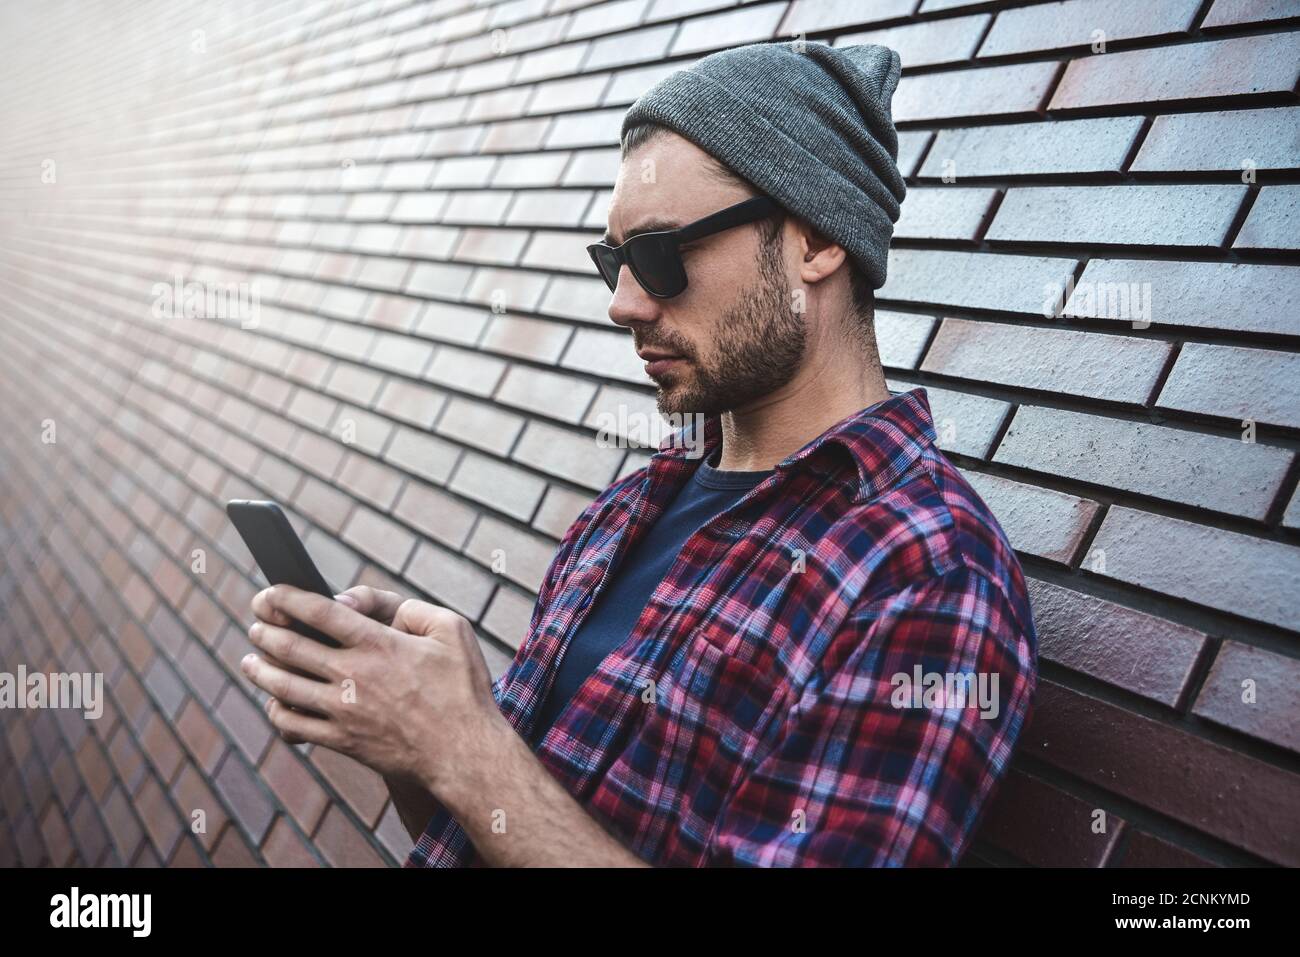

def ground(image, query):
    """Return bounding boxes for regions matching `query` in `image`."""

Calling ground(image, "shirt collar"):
[653,388,937,502]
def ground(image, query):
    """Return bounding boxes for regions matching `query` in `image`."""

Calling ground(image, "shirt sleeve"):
[705,565,1036,867]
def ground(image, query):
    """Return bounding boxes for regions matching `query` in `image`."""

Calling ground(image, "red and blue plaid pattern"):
[406,389,1037,866]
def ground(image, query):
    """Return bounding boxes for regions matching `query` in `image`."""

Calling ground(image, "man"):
[242,41,1037,867]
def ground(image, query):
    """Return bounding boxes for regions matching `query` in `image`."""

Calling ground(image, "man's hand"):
[242,585,509,793]
[243,584,647,866]
[249,584,403,744]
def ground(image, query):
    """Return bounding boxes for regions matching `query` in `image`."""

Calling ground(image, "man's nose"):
[607,265,661,329]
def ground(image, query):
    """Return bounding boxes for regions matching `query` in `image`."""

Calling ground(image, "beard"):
[640,237,807,417]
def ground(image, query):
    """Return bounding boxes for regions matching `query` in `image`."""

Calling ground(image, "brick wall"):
[0,0,1296,868]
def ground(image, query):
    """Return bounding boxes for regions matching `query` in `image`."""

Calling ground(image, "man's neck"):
[714,339,890,473]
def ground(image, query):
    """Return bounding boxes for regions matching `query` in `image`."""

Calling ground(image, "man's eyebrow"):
[601,218,682,245]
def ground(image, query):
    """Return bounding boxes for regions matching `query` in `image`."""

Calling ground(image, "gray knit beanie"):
[620,40,907,289]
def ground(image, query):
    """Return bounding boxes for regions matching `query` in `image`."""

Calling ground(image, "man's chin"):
[654,380,701,417]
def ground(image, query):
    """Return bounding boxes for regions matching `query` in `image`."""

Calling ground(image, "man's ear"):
[797,223,850,286]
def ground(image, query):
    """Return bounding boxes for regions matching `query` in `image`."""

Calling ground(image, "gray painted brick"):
[1131,107,1300,173]
[1065,259,1300,336]
[921,318,1171,404]
[978,0,1199,57]
[1157,344,1300,430]
[1090,507,1300,631]
[961,469,1100,564]
[920,117,1143,178]
[988,185,1247,247]
[879,249,1078,316]
[994,404,1293,520]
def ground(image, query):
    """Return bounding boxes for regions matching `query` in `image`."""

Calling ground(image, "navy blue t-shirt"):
[529,449,773,744]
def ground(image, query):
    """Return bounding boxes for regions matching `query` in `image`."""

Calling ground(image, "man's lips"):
[637,350,687,377]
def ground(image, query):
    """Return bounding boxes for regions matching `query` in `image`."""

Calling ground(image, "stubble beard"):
[651,239,807,417]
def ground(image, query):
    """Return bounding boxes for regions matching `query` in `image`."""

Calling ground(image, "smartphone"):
[226,500,341,647]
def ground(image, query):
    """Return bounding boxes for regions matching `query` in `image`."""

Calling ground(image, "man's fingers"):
[336,585,404,626]
[250,588,292,627]
[263,697,341,750]
[241,652,332,714]
[258,585,372,648]
[248,620,339,681]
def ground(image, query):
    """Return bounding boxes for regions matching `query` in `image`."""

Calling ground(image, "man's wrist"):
[420,707,522,815]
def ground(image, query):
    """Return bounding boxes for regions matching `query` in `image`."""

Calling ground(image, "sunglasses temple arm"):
[676,196,779,243]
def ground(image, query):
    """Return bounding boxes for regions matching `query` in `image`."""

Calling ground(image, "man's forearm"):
[430,718,648,867]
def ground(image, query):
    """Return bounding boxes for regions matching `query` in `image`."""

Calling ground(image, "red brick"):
[336,452,405,511]
[168,837,208,867]
[1025,681,1300,865]
[171,762,228,852]
[39,804,78,866]
[977,769,1123,867]
[310,749,390,829]
[210,825,261,867]
[1027,578,1206,707]
[135,774,184,861]
[313,804,388,867]
[100,785,145,864]
[1117,830,1218,867]
[175,699,227,776]
[215,685,274,764]
[262,815,322,867]
[140,712,186,784]
[213,753,276,846]
[74,736,114,802]
[260,739,331,834]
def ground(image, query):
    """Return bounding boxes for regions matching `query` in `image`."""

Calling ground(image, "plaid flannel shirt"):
[406,388,1037,867]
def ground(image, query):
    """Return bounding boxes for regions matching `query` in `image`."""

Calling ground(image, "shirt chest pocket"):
[596,631,784,861]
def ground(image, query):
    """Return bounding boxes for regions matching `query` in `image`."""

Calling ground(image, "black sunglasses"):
[587,195,782,299]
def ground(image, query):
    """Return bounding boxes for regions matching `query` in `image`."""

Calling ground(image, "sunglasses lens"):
[588,246,620,291]
[628,234,686,298]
